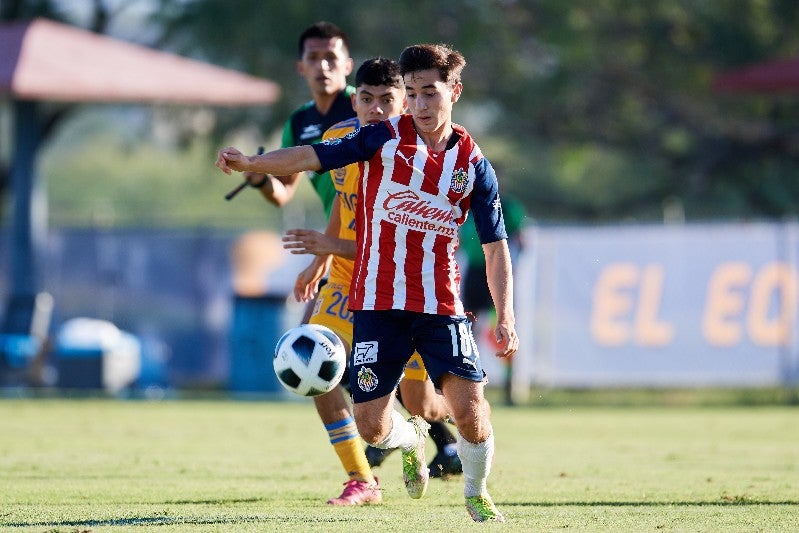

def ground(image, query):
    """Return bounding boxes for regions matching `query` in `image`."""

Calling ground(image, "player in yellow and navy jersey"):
[237,22,375,507]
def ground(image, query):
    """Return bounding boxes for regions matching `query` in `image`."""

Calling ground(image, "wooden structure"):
[0,18,279,302]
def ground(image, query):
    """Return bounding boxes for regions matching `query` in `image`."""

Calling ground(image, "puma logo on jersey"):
[396,151,415,167]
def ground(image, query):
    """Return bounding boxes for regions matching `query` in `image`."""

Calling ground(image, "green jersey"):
[460,197,526,266]
[280,85,356,216]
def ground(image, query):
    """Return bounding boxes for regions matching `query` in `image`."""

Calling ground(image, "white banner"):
[513,222,799,387]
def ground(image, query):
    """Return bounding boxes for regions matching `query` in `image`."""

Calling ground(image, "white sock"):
[373,409,419,452]
[457,431,494,497]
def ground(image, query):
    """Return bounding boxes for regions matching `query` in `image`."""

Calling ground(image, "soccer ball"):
[273,324,347,397]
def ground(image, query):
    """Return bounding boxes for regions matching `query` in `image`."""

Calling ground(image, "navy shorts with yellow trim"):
[403,352,428,381]
[350,309,484,404]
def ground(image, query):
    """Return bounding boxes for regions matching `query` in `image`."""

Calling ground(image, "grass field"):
[0,395,797,532]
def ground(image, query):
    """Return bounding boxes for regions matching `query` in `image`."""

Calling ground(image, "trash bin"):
[228,295,286,394]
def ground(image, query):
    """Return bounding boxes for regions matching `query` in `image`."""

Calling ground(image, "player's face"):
[351,84,406,125]
[297,37,353,96]
[403,68,462,136]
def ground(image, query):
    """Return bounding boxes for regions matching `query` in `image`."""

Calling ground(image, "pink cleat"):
[326,477,382,506]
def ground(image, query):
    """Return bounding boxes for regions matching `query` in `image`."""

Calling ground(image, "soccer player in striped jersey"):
[216,43,519,523]
[283,58,463,484]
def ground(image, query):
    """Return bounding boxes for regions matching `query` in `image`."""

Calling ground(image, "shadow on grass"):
[499,500,799,507]
[4,496,363,528]
[6,514,361,528]
[9,500,799,528]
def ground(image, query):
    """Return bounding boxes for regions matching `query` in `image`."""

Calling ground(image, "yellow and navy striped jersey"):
[322,117,360,286]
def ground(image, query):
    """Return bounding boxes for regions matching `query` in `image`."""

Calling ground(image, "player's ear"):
[351,92,357,112]
[344,57,354,77]
[451,82,463,103]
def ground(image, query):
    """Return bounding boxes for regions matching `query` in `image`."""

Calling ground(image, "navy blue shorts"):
[350,309,485,403]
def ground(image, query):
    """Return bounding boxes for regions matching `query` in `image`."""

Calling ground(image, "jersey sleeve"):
[312,122,392,172]
[280,117,294,149]
[469,157,508,245]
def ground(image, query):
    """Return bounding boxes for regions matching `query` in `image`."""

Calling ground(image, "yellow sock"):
[326,416,375,483]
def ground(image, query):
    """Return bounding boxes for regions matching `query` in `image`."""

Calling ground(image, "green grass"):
[0,398,797,532]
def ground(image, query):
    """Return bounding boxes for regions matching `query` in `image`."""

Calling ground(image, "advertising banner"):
[515,223,799,387]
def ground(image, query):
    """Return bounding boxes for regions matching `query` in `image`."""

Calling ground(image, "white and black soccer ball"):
[273,324,346,397]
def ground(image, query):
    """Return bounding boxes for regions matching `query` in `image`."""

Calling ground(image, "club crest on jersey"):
[450,168,468,193]
[357,366,378,392]
[354,341,378,365]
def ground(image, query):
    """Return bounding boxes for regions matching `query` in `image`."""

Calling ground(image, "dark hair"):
[298,21,349,57]
[398,43,466,85]
[355,57,403,88]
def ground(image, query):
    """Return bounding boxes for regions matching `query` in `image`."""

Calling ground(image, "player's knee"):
[355,417,386,444]
[455,416,492,444]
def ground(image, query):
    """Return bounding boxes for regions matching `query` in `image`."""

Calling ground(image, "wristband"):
[249,174,270,188]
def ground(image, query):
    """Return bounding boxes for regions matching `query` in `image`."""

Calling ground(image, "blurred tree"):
[521,0,799,221]
[5,0,799,225]
[156,0,799,223]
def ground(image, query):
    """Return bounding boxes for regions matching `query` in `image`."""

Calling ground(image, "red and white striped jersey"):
[313,114,507,316]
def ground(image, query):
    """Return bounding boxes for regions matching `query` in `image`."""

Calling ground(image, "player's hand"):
[293,259,327,302]
[283,229,335,256]
[494,322,518,358]
[293,272,320,303]
[215,147,248,175]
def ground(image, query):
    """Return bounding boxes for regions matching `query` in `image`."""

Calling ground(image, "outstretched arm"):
[216,145,321,177]
[282,194,357,259]
[483,239,519,358]
[283,230,357,258]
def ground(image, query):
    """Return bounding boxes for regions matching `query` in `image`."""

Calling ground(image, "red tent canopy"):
[0,18,279,105]
[713,56,799,94]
